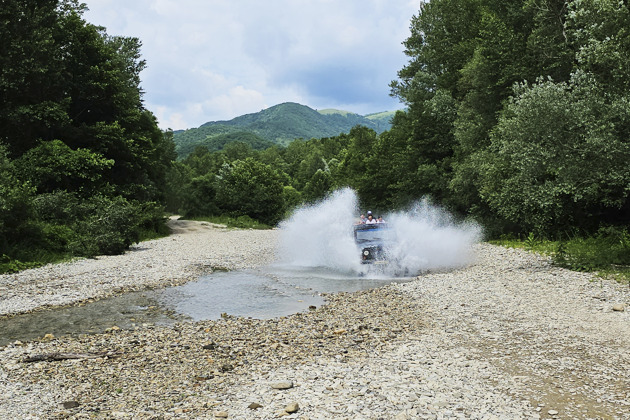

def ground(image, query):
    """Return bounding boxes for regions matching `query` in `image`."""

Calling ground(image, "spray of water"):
[277,188,482,276]
[277,188,361,272]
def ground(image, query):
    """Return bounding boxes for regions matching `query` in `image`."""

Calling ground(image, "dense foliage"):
[0,0,174,271]
[387,0,629,238]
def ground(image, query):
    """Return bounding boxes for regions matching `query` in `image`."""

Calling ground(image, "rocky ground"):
[0,219,628,419]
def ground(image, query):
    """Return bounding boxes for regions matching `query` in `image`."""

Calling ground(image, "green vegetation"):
[364,111,397,133]
[0,1,174,272]
[491,228,630,284]
[165,0,629,279]
[172,102,390,158]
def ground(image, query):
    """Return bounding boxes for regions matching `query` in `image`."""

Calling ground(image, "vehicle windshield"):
[354,226,391,243]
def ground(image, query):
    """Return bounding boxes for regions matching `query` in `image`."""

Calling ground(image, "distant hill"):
[365,111,397,133]
[173,102,394,158]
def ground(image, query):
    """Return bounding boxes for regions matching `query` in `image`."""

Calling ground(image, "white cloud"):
[83,0,419,129]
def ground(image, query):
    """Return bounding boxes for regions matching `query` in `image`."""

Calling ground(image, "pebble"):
[271,381,294,390]
[284,402,299,413]
[0,220,629,419]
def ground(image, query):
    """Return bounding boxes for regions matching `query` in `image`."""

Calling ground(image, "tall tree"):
[477,73,630,235]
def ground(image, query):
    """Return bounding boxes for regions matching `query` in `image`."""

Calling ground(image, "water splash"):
[277,188,361,272]
[277,188,482,276]
[384,199,483,274]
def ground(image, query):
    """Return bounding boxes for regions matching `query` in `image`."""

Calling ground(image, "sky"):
[83,1,419,130]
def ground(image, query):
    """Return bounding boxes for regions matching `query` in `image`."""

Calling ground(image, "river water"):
[0,266,412,346]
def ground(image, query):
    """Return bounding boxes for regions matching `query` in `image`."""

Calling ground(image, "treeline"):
[169,0,629,243]
[0,1,174,271]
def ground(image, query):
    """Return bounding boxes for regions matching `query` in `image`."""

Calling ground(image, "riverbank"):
[0,220,629,419]
[0,218,278,317]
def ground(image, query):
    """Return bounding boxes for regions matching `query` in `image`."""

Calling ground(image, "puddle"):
[0,267,412,346]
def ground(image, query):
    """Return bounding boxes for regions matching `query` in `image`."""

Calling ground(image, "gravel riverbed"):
[0,219,628,419]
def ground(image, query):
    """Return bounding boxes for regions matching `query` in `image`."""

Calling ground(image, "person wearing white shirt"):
[365,211,377,224]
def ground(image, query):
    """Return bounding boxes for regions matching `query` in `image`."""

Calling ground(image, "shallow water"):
[0,267,411,346]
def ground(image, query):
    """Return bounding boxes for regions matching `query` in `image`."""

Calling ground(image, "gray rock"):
[285,402,299,413]
[62,401,79,409]
[271,381,294,390]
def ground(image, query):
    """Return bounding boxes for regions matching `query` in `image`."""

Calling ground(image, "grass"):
[0,251,72,274]
[490,230,630,285]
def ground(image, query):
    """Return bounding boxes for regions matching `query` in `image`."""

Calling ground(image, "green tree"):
[336,126,378,195]
[568,0,630,94]
[164,161,193,213]
[215,158,286,225]
[0,1,175,268]
[478,74,630,235]
[15,140,114,195]
[0,0,69,156]
[181,173,220,218]
[0,144,35,254]
[302,169,332,203]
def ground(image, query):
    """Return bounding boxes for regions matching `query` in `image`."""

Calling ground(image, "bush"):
[68,196,140,257]
[0,254,41,273]
[136,202,171,241]
[181,174,220,218]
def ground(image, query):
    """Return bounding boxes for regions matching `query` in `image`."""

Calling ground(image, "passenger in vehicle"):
[365,211,377,224]
[376,216,385,223]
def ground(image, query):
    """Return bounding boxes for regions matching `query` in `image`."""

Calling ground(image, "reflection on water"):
[0,267,412,346]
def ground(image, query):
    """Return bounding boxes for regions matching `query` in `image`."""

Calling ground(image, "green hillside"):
[173,102,392,158]
[365,111,397,132]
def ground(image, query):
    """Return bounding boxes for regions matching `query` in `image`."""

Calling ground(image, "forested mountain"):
[172,102,392,158]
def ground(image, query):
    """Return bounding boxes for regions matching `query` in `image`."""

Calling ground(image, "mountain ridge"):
[173,102,395,158]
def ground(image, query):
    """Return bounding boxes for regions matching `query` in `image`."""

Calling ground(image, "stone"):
[612,304,626,312]
[271,381,294,390]
[248,402,262,410]
[215,411,228,418]
[548,410,559,415]
[62,401,80,409]
[220,364,234,372]
[284,402,299,413]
